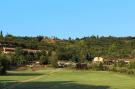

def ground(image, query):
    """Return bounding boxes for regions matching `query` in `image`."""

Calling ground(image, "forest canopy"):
[0,33,135,59]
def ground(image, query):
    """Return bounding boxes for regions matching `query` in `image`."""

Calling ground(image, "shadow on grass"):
[6,73,43,76]
[0,81,110,89]
[5,72,43,76]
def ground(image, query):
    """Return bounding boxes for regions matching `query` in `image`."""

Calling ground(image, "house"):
[3,47,41,54]
[93,57,104,63]
[3,47,15,54]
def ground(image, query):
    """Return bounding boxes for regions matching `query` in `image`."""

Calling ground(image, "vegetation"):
[1,32,135,88]
[1,34,135,59]
[1,32,135,74]
[0,54,9,75]
[1,69,135,89]
[1,34,135,60]
[49,51,58,68]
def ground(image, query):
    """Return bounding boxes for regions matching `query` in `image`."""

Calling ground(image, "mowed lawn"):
[0,69,135,89]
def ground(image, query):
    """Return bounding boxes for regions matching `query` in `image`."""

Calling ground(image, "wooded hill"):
[1,34,135,60]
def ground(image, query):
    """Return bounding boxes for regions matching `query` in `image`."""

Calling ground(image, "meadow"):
[0,69,135,89]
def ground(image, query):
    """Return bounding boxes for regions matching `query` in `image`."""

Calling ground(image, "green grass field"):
[0,69,135,89]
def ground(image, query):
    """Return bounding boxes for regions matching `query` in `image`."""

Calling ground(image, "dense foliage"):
[1,33,135,74]
[0,55,9,75]
[1,34,135,60]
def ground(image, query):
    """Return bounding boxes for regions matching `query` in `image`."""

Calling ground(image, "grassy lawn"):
[1,69,135,89]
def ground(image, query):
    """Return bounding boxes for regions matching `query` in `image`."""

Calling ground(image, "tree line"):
[1,33,135,74]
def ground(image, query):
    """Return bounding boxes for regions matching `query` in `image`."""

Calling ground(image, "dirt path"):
[3,71,56,89]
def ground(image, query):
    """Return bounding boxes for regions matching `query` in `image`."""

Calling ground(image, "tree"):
[86,53,93,61]
[72,54,80,63]
[49,51,58,68]
[108,43,119,58]
[79,50,86,63]
[0,55,9,75]
[40,55,49,65]
[131,49,135,58]
[15,47,23,56]
[0,30,3,37]
[129,62,135,69]
[39,50,49,65]
[14,47,25,65]
[37,36,43,42]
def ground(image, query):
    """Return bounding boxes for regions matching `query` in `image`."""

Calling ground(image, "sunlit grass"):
[1,69,135,89]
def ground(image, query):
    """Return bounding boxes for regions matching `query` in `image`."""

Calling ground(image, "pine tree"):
[0,30,3,37]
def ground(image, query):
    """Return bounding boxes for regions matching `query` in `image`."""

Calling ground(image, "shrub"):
[117,60,126,67]
[76,63,88,70]
[49,51,58,68]
[0,55,9,75]
[90,62,105,71]
[129,62,135,69]
[40,55,49,65]
[127,69,135,75]
[118,67,127,73]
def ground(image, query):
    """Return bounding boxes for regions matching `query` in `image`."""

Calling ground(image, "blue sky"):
[0,0,135,38]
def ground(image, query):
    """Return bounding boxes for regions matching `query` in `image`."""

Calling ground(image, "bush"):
[117,60,126,67]
[49,51,58,68]
[40,55,49,65]
[91,62,105,71]
[0,55,9,75]
[127,69,135,75]
[118,67,127,73]
[76,63,88,70]
[129,62,135,69]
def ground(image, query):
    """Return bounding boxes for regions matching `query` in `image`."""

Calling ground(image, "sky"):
[0,0,135,38]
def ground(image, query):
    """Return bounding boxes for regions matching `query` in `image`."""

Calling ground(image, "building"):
[3,47,15,54]
[3,47,41,54]
[93,57,104,63]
